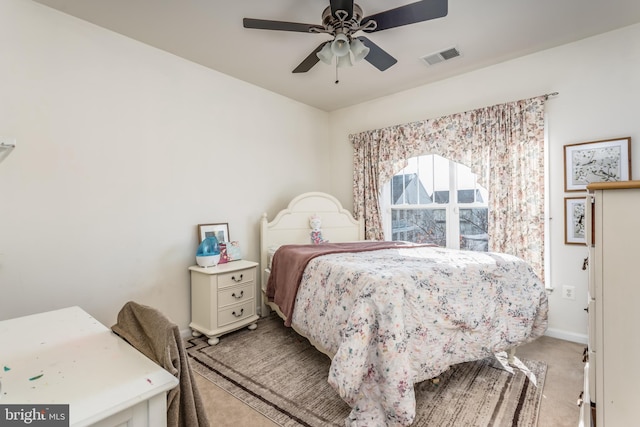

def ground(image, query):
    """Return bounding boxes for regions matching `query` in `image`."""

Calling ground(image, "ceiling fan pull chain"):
[335,61,340,84]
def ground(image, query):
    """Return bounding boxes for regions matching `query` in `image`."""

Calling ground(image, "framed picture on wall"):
[197,223,229,244]
[563,137,631,192]
[564,197,586,245]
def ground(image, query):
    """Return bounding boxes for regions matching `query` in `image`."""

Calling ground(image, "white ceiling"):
[33,0,640,112]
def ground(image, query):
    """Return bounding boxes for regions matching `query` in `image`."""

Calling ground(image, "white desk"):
[0,306,179,427]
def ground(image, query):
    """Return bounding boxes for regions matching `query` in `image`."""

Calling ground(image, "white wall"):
[0,0,330,329]
[328,24,640,343]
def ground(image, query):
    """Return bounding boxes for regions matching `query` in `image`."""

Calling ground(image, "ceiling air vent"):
[420,47,461,66]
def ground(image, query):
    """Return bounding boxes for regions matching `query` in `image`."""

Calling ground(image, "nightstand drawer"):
[218,282,255,308]
[218,268,255,289]
[218,300,255,327]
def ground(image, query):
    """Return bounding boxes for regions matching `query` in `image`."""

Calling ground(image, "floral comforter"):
[288,246,548,427]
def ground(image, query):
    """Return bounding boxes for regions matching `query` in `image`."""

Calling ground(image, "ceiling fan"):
[243,0,448,74]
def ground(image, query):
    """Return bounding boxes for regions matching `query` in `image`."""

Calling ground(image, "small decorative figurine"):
[309,214,328,244]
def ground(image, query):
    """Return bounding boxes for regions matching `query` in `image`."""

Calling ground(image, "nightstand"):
[189,260,259,345]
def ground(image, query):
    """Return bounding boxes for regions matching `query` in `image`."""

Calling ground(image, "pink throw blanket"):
[266,241,424,326]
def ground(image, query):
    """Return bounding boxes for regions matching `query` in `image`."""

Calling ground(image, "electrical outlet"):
[562,285,576,300]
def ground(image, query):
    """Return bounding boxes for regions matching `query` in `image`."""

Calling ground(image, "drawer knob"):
[231,274,244,282]
[232,290,244,299]
[232,308,244,318]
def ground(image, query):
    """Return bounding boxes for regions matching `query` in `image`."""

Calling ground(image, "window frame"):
[382,154,489,251]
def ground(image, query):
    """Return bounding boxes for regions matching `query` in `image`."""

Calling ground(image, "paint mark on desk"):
[3,366,9,372]
[29,373,44,381]
[146,378,153,385]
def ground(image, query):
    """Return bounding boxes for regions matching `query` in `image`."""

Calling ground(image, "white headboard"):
[260,192,365,275]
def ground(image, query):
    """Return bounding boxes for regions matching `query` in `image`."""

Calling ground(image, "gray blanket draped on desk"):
[112,301,209,427]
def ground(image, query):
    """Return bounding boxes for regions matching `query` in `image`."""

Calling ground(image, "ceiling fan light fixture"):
[350,38,370,62]
[330,33,350,57]
[317,42,334,64]
[337,53,353,68]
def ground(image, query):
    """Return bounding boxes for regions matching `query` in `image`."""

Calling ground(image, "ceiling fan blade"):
[330,0,354,20]
[357,37,397,71]
[243,18,323,33]
[292,43,326,73]
[362,0,448,32]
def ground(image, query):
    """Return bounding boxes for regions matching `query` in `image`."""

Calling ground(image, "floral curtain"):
[350,96,546,279]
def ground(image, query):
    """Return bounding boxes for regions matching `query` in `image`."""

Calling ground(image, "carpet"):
[186,313,546,427]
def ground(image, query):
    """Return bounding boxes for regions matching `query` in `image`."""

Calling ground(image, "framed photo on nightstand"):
[197,223,229,244]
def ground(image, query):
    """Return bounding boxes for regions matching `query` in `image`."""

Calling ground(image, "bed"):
[260,192,548,427]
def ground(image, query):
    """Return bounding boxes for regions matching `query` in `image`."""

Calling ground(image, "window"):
[382,154,489,251]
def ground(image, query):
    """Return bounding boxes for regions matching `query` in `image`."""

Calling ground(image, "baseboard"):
[545,327,588,344]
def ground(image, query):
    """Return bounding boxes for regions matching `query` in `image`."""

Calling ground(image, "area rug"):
[186,313,546,427]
